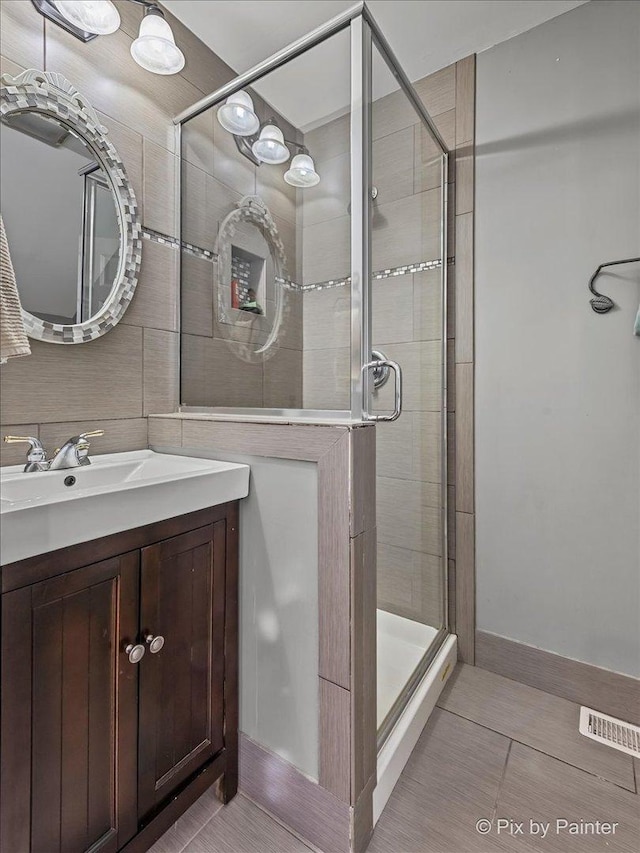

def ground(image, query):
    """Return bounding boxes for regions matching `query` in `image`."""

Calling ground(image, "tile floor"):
[151,664,640,853]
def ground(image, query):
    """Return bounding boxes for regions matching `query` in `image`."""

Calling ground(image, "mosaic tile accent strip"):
[298,257,456,292]
[1,70,142,344]
[141,226,215,261]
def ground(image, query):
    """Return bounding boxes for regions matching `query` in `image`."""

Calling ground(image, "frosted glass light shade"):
[217,91,260,136]
[131,11,185,75]
[284,153,320,187]
[54,0,120,35]
[252,125,290,165]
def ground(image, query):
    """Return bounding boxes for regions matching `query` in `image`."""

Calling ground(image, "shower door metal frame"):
[173,0,452,745]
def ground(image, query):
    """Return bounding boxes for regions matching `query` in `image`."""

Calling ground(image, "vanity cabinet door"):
[0,553,140,853]
[137,522,226,824]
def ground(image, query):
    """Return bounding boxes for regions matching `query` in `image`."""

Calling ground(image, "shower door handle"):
[362,359,403,422]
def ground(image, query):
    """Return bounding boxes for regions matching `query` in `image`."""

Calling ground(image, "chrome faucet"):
[48,430,105,470]
[3,430,104,472]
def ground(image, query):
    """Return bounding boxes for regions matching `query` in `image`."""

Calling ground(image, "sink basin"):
[0,449,250,565]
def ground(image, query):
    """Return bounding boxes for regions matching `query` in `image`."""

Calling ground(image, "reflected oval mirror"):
[0,70,141,344]
[215,195,291,364]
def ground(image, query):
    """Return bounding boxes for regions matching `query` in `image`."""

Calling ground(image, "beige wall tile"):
[303,285,351,351]
[304,111,350,162]
[372,86,420,141]
[372,188,441,270]
[376,412,442,484]
[0,1,44,70]
[97,110,143,221]
[455,362,474,514]
[148,416,182,449]
[122,239,178,332]
[143,140,178,237]
[44,21,202,153]
[303,347,350,410]
[372,276,414,345]
[301,152,350,229]
[414,110,455,193]
[372,340,441,413]
[0,424,40,467]
[303,216,351,285]
[372,127,414,204]
[455,511,475,663]
[455,56,476,146]
[378,542,443,628]
[39,418,147,457]
[182,334,264,408]
[412,411,443,483]
[263,347,303,409]
[377,476,442,556]
[413,269,442,342]
[143,329,179,415]
[255,160,297,226]
[182,109,215,175]
[455,212,473,363]
[455,143,474,215]
[279,289,303,352]
[0,54,25,77]
[182,254,215,338]
[0,325,142,424]
[414,63,456,118]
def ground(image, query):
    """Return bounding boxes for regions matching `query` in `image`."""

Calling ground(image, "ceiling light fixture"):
[251,124,290,165]
[53,0,120,34]
[284,153,320,188]
[217,91,260,137]
[131,6,185,75]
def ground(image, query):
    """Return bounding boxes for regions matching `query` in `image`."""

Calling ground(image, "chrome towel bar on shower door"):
[362,358,403,422]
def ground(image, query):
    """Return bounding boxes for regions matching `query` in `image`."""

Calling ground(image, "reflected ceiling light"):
[131,7,185,75]
[251,124,290,165]
[217,91,260,137]
[284,153,320,187]
[52,0,120,34]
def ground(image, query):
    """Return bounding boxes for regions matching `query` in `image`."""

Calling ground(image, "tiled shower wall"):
[180,97,304,409]
[0,0,240,464]
[301,60,474,635]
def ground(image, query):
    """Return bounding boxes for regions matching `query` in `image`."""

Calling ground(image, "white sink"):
[0,449,250,565]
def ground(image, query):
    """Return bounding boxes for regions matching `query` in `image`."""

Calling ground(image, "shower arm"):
[588,257,640,314]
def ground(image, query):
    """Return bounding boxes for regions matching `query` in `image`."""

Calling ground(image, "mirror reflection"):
[0,113,120,326]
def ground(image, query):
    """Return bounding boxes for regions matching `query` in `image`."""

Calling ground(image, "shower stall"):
[176,0,451,773]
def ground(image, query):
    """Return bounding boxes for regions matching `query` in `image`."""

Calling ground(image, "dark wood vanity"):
[0,502,239,853]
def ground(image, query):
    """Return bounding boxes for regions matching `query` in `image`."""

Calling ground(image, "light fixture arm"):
[232,116,308,167]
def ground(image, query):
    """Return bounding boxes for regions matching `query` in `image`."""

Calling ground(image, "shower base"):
[377,609,440,728]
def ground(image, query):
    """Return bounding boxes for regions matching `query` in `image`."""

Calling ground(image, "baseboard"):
[476,631,640,726]
[239,733,350,853]
[373,634,458,824]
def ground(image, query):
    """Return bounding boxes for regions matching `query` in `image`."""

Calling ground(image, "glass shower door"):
[366,38,450,740]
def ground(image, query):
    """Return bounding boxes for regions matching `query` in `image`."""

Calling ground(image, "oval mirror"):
[0,70,141,343]
[214,195,291,364]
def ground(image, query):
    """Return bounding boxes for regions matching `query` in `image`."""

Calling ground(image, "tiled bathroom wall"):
[180,95,304,409]
[0,0,237,463]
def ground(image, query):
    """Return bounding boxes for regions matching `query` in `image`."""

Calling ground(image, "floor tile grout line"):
[491,739,513,823]
[434,705,637,795]
[176,798,225,853]
[239,790,319,852]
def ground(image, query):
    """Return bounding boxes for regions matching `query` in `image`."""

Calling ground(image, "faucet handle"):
[3,434,40,444]
[3,436,47,470]
[79,430,105,440]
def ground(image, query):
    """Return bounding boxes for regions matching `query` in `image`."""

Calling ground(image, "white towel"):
[0,214,30,362]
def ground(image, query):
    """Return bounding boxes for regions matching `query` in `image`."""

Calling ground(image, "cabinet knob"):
[145,633,165,654]
[125,643,145,664]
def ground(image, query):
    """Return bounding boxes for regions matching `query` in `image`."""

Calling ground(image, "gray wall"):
[476,0,640,676]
